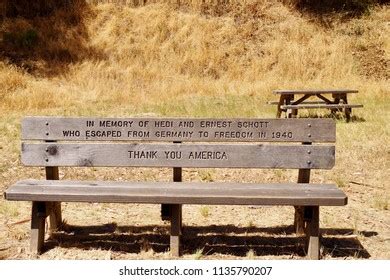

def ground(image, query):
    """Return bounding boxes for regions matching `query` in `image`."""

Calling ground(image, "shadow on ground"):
[294,0,389,26]
[297,112,366,123]
[0,0,103,76]
[296,0,375,15]
[47,223,373,258]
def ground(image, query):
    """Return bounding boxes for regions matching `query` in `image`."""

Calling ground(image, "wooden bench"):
[4,117,347,259]
[271,89,363,121]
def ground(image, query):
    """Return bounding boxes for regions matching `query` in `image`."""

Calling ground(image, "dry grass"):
[199,206,210,218]
[0,1,389,259]
[1,1,388,113]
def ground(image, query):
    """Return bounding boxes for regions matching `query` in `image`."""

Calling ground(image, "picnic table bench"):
[4,116,348,259]
[270,89,363,121]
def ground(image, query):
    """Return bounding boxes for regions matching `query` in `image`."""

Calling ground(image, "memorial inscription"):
[21,143,334,169]
[22,117,335,143]
[127,150,228,160]
[20,118,335,169]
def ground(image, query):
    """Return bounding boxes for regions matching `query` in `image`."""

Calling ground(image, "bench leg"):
[305,206,320,260]
[170,204,182,257]
[45,166,62,232]
[30,202,47,254]
[47,202,62,233]
[161,204,172,221]
[163,165,182,221]
[296,168,310,234]
[294,206,305,235]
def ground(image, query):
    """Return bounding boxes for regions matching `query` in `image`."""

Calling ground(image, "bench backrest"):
[21,117,335,170]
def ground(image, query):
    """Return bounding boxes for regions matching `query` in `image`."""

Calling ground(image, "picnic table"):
[272,89,363,121]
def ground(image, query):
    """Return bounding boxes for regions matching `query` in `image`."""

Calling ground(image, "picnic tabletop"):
[273,89,358,95]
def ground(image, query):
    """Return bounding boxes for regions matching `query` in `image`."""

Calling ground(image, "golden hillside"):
[0,0,388,112]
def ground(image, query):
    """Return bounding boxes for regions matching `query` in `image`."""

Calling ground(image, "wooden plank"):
[274,89,358,95]
[170,204,182,257]
[21,143,335,169]
[269,101,330,105]
[5,180,348,206]
[45,162,62,232]
[21,117,335,143]
[30,201,46,254]
[306,206,320,260]
[295,142,312,235]
[315,94,333,104]
[280,104,363,109]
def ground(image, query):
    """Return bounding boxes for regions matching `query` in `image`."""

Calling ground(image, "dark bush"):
[3,29,38,49]
[4,0,76,18]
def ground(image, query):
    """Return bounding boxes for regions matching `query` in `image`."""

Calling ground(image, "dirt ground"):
[1,165,389,260]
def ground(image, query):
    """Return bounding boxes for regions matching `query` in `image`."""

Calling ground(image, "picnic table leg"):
[291,108,298,118]
[285,95,294,118]
[30,201,47,254]
[340,93,351,122]
[291,94,299,118]
[170,204,182,257]
[305,206,320,260]
[345,108,351,122]
[331,94,340,117]
[276,96,285,118]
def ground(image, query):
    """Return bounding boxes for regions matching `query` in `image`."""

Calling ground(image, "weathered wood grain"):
[21,143,335,169]
[170,204,182,257]
[280,104,363,109]
[268,101,329,105]
[274,89,358,95]
[5,180,348,206]
[21,117,335,142]
[45,162,62,232]
[295,142,312,235]
[306,206,320,260]
[30,202,46,254]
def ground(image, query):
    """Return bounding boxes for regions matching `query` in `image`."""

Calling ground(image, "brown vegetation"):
[0,0,389,259]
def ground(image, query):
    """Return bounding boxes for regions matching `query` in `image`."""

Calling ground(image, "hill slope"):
[0,0,388,112]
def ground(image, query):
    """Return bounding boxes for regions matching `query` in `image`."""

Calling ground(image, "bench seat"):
[280,104,363,110]
[267,101,329,105]
[5,180,347,206]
